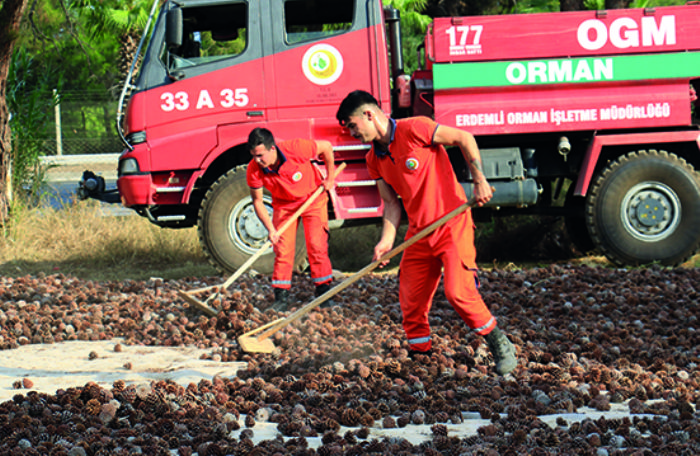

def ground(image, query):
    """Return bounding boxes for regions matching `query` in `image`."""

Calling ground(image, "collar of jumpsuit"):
[373,118,397,161]
[262,144,287,174]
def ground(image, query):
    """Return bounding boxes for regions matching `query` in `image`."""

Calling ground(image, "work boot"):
[271,288,290,312]
[408,348,433,363]
[315,283,336,308]
[484,327,518,375]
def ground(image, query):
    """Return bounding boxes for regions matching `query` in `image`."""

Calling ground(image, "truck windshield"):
[164,2,247,70]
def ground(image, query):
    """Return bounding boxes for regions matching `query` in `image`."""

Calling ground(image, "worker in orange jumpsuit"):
[247,127,336,311]
[336,90,517,375]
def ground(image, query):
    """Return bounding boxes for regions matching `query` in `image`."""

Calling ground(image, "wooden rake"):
[238,195,482,353]
[177,162,346,316]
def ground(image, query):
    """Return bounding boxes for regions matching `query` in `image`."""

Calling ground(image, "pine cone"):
[435,411,450,423]
[340,408,361,427]
[382,416,396,428]
[431,423,448,436]
[112,380,126,393]
[85,398,101,415]
[245,414,256,428]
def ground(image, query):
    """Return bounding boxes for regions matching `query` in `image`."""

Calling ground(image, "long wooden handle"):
[218,241,273,291]
[267,161,347,242]
[251,197,477,342]
[188,162,347,295]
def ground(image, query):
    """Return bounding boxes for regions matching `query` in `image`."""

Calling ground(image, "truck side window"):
[165,3,248,70]
[284,0,353,45]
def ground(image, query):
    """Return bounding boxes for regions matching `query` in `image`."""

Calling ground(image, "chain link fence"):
[35,137,124,156]
[35,90,125,156]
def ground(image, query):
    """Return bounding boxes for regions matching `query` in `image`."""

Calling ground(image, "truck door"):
[140,0,266,171]
[264,0,389,131]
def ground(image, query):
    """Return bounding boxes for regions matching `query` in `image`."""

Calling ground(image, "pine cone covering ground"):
[0,265,698,454]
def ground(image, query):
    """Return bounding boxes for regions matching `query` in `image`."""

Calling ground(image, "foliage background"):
[10,0,686,161]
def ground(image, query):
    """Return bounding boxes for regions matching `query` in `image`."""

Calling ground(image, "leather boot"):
[408,348,433,363]
[271,288,290,312]
[485,326,517,375]
[315,283,336,308]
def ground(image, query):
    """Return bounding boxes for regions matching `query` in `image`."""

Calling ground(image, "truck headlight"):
[119,158,140,175]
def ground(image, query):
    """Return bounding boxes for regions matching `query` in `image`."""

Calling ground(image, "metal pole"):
[54,89,62,156]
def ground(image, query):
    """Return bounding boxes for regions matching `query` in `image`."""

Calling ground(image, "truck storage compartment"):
[478,147,525,180]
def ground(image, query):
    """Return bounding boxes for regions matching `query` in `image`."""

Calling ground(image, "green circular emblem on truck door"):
[302,44,344,85]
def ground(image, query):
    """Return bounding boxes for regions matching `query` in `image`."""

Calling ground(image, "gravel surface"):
[0,264,698,455]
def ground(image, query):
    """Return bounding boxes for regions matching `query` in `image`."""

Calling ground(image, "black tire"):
[585,150,700,266]
[197,165,308,275]
[564,185,596,255]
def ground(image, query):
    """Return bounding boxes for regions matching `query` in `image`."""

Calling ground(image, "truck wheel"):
[585,150,700,266]
[197,165,308,275]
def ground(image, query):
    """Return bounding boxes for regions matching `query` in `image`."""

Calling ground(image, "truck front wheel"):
[197,165,307,275]
[586,150,700,266]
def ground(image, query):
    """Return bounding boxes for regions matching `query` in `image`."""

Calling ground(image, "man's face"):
[344,110,376,143]
[251,144,277,168]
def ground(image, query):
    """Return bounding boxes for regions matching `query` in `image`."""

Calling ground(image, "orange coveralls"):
[366,117,496,352]
[246,139,333,289]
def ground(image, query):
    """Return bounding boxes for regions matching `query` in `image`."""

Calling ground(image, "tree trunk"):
[0,0,29,225]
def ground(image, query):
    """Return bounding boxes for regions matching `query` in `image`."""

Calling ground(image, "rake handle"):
[251,197,478,343]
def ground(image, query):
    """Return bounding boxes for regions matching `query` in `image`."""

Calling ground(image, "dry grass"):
[0,201,398,281]
[0,199,399,281]
[0,201,217,281]
[1,199,695,282]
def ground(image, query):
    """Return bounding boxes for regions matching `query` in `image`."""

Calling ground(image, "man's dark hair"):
[248,127,275,151]
[336,90,379,126]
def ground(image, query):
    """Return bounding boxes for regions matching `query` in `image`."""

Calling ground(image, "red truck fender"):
[574,130,700,197]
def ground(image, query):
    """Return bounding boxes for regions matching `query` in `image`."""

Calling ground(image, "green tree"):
[16,0,121,152]
[385,0,432,74]
[19,1,109,91]
[7,48,60,202]
[75,0,153,93]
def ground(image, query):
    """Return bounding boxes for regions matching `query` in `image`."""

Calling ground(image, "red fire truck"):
[79,0,700,272]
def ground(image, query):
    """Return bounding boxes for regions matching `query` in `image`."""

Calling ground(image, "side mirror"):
[166,8,183,48]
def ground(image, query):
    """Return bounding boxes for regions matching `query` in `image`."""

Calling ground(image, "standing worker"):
[335,90,517,375]
[246,127,336,311]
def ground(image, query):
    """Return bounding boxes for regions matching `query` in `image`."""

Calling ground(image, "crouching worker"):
[246,127,336,311]
[336,90,517,375]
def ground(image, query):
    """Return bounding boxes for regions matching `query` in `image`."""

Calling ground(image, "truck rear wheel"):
[585,150,700,266]
[198,165,308,275]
